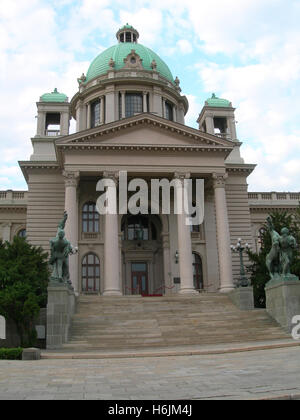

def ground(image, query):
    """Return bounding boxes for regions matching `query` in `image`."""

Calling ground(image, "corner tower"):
[31,88,70,161]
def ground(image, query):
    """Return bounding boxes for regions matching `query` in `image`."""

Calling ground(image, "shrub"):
[0,348,23,360]
[0,236,49,346]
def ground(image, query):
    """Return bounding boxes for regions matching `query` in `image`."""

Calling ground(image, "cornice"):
[18,161,60,182]
[226,163,256,175]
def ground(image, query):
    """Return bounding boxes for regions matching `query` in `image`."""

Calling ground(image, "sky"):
[0,0,300,192]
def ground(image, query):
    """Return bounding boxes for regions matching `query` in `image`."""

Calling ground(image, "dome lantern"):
[116,23,139,44]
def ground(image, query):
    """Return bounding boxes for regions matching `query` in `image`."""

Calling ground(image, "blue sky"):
[0,0,300,191]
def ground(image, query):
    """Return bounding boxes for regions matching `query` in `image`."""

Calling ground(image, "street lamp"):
[231,238,251,287]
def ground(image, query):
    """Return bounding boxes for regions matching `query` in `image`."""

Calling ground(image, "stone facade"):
[0,25,299,297]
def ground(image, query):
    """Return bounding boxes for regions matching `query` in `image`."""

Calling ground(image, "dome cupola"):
[116,23,139,43]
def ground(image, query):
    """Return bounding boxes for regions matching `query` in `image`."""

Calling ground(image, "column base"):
[103,290,123,296]
[178,288,199,295]
[219,286,235,293]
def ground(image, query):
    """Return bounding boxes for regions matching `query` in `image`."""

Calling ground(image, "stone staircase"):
[63,293,289,352]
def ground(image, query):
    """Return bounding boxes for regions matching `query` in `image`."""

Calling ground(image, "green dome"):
[86,43,174,83]
[40,88,68,103]
[206,93,231,107]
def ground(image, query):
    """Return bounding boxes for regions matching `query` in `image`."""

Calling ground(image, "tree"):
[0,236,49,347]
[247,209,300,308]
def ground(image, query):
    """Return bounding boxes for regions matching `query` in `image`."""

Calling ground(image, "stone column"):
[37,111,46,136]
[143,92,148,112]
[103,172,122,296]
[86,102,91,129]
[213,173,234,293]
[60,111,70,136]
[162,232,172,295]
[162,97,166,118]
[75,102,81,132]
[205,114,215,135]
[100,96,105,124]
[2,223,11,242]
[121,91,126,119]
[174,173,197,295]
[63,171,79,294]
[172,105,177,122]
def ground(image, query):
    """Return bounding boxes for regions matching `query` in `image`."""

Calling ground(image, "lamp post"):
[231,238,251,287]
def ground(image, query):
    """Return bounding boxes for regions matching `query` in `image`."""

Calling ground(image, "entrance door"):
[131,262,148,295]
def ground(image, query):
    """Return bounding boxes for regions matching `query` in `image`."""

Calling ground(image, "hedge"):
[0,348,23,360]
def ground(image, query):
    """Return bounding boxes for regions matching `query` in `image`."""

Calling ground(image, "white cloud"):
[0,0,299,193]
[176,39,193,54]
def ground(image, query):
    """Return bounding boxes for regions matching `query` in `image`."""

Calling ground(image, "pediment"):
[56,114,235,151]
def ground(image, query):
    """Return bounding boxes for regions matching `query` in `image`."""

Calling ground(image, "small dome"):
[40,88,68,103]
[205,93,231,108]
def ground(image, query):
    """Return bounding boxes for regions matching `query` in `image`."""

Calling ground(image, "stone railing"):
[248,192,300,202]
[0,190,28,204]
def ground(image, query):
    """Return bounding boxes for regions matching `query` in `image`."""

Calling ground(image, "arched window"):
[18,229,26,238]
[82,202,99,233]
[82,253,100,292]
[165,101,173,121]
[91,100,100,128]
[192,253,203,290]
[121,215,157,241]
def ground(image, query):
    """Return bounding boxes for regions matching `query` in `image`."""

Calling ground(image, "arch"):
[82,201,99,233]
[121,214,162,241]
[81,253,100,292]
[192,252,203,290]
[17,228,26,238]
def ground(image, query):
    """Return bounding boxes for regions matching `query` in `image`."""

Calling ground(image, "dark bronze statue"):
[266,216,297,280]
[49,211,77,284]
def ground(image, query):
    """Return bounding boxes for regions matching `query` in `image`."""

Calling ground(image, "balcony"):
[45,130,60,137]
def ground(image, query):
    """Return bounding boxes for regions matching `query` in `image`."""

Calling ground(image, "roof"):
[205,93,232,108]
[40,88,68,103]
[86,43,174,83]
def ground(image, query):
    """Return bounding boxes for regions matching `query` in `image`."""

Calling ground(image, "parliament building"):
[0,25,299,297]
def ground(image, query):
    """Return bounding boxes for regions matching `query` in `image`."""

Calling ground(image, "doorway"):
[131,262,148,295]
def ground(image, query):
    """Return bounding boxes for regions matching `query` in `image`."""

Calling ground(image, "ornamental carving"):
[212,172,228,189]
[123,50,143,70]
[103,171,119,184]
[63,170,80,188]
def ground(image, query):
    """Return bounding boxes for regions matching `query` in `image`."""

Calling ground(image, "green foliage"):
[0,347,23,360]
[247,209,300,308]
[0,236,49,347]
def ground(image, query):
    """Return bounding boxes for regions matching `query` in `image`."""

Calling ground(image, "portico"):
[55,113,236,296]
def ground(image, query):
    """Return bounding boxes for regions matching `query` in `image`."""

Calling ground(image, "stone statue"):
[266,216,298,281]
[49,211,77,284]
[77,73,86,86]
[266,217,281,279]
[279,227,297,275]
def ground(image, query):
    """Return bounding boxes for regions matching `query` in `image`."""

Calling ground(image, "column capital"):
[174,172,191,181]
[212,172,228,189]
[103,171,119,184]
[63,170,80,188]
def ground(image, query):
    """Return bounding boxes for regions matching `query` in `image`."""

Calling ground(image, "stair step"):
[63,294,289,351]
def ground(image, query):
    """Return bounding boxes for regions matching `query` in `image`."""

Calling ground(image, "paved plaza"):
[0,346,300,400]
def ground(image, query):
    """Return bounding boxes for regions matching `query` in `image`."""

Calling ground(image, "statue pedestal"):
[228,286,254,310]
[265,277,300,332]
[46,283,76,349]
